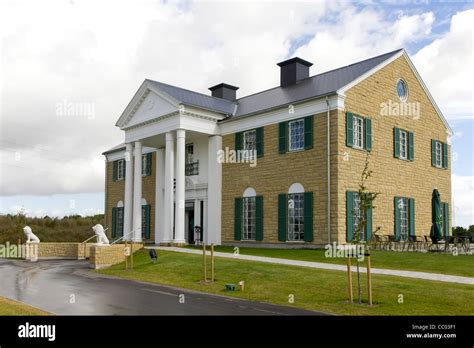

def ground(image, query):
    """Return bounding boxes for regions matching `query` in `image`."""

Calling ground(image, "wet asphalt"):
[0,259,323,315]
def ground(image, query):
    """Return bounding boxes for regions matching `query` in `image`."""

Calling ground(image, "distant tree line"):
[0,210,104,244]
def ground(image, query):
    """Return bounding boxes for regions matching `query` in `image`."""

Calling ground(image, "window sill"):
[347,145,368,153]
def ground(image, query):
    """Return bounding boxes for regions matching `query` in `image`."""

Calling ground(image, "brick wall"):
[338,55,451,243]
[89,243,144,269]
[221,110,340,245]
[105,153,156,241]
[37,242,79,259]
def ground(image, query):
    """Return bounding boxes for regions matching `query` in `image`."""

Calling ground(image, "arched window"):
[288,183,304,241]
[242,187,256,240]
[112,201,124,238]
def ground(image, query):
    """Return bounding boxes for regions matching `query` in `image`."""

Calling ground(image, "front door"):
[185,201,195,244]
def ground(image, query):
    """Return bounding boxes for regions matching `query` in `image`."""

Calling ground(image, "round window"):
[397,79,408,101]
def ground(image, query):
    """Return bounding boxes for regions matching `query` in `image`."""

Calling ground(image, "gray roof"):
[146,79,237,115]
[146,49,402,119]
[234,49,403,117]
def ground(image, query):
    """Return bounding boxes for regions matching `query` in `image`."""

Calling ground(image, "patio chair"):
[372,234,383,250]
[415,235,425,252]
[406,235,417,252]
[424,235,433,251]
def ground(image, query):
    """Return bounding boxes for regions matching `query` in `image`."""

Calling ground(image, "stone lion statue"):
[23,226,40,243]
[92,224,110,245]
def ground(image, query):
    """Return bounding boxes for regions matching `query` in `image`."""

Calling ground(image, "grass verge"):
[185,245,473,278]
[0,296,50,315]
[97,249,474,315]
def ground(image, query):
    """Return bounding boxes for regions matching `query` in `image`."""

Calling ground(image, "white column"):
[124,143,134,241]
[207,135,222,245]
[154,148,165,244]
[174,129,186,244]
[163,132,174,244]
[132,141,142,242]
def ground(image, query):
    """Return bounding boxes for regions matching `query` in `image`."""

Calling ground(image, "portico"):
[114,80,229,245]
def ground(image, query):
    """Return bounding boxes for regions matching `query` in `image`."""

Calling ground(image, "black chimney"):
[277,57,313,87]
[209,83,239,101]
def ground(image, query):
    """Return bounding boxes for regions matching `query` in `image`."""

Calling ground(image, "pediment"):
[116,80,180,130]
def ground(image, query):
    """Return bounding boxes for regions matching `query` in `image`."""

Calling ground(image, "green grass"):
[97,249,474,315]
[0,296,50,315]
[185,245,474,278]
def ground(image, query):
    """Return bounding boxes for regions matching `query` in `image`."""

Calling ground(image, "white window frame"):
[288,193,304,241]
[353,193,365,241]
[397,79,408,102]
[288,119,305,152]
[398,197,409,241]
[141,154,148,176]
[186,143,194,164]
[435,141,443,168]
[399,130,408,160]
[243,129,256,160]
[353,115,364,149]
[242,196,256,241]
[117,159,125,180]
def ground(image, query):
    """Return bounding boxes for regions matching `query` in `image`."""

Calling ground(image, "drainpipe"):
[326,96,331,244]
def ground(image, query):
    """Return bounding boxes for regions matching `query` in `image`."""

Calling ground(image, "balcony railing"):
[185,160,199,176]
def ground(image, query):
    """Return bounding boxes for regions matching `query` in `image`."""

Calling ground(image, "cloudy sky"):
[0,0,473,227]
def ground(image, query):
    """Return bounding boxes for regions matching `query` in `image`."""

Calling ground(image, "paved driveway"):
[0,259,323,315]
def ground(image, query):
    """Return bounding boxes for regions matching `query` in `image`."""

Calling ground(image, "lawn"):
[186,245,474,278]
[0,296,50,315]
[97,249,474,315]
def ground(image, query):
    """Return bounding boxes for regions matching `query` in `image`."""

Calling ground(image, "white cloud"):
[413,10,474,120]
[452,175,474,228]
[0,1,471,203]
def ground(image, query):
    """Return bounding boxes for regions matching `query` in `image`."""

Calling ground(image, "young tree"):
[352,153,380,304]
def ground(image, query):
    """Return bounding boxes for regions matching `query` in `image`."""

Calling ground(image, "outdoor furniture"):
[406,235,417,252]
[372,234,384,250]
[424,235,432,251]
[415,236,425,252]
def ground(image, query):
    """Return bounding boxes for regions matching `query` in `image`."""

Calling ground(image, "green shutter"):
[366,193,372,241]
[146,153,152,176]
[278,194,287,241]
[111,207,117,238]
[443,203,449,237]
[394,197,401,241]
[118,207,124,237]
[255,196,264,241]
[235,132,242,151]
[442,142,448,169]
[408,131,414,161]
[234,198,242,241]
[256,127,264,158]
[304,115,313,150]
[303,192,313,242]
[143,205,151,239]
[346,191,354,242]
[394,128,400,158]
[408,198,415,237]
[112,161,118,181]
[431,140,436,167]
[364,117,372,151]
[346,112,354,147]
[278,122,287,154]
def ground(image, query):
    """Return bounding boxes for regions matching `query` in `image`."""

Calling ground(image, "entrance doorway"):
[185,201,195,244]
